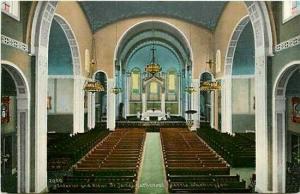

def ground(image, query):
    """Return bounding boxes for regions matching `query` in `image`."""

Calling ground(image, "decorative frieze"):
[1,34,28,52]
[275,35,300,52]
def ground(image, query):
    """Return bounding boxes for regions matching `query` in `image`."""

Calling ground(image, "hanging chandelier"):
[145,44,161,75]
[83,10,105,93]
[84,80,105,93]
[200,80,221,91]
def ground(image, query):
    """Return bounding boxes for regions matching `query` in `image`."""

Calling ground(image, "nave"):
[47,126,256,193]
[1,1,300,193]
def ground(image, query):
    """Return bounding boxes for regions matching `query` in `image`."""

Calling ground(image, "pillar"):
[191,79,200,131]
[91,92,96,129]
[142,93,146,114]
[107,78,116,131]
[73,76,85,133]
[273,96,286,193]
[87,92,92,129]
[161,93,165,114]
[222,77,232,134]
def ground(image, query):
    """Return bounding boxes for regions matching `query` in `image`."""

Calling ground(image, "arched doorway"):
[273,61,300,193]
[1,62,30,193]
[199,72,214,127]
[94,71,107,126]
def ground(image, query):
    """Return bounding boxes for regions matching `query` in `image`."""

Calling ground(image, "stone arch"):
[52,14,84,134]
[53,14,81,76]
[30,2,57,191]
[87,70,108,130]
[114,20,193,125]
[220,2,273,192]
[114,19,194,71]
[0,60,30,193]
[222,16,250,134]
[272,61,300,193]
[198,71,215,129]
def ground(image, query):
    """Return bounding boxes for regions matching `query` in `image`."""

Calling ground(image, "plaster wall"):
[48,78,74,114]
[1,1,32,89]
[232,78,255,132]
[93,16,213,78]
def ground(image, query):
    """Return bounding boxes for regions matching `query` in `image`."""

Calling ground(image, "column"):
[125,73,130,117]
[191,79,199,131]
[107,78,116,131]
[221,76,232,134]
[91,92,96,129]
[210,91,215,129]
[16,94,30,193]
[142,93,146,114]
[73,76,85,133]
[87,92,92,129]
[273,96,286,193]
[35,47,48,193]
[161,93,165,119]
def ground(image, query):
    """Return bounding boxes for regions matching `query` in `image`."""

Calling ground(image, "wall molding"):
[1,34,28,52]
[232,74,255,79]
[48,75,74,79]
[275,34,300,52]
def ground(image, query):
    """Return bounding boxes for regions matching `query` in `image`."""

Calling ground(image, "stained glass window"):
[216,50,221,73]
[150,82,157,94]
[131,68,140,94]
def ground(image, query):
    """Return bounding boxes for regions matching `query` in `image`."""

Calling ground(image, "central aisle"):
[137,132,168,194]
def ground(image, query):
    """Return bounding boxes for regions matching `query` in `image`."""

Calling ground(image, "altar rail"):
[116,121,187,129]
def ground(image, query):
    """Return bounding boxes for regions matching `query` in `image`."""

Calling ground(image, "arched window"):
[216,50,221,73]
[84,49,90,73]
[150,82,158,94]
[283,1,300,22]
[167,70,176,92]
[131,68,140,94]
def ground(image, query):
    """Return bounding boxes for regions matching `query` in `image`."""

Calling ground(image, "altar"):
[141,109,166,121]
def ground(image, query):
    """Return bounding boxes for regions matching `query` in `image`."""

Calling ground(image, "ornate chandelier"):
[200,80,221,91]
[145,43,161,75]
[84,80,105,93]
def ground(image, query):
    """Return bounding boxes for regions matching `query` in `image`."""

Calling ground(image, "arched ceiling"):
[116,21,192,69]
[79,1,227,32]
[120,30,188,66]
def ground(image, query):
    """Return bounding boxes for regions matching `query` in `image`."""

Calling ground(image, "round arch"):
[0,60,30,193]
[88,70,108,129]
[114,19,194,76]
[219,2,273,192]
[51,14,84,135]
[222,15,250,134]
[272,61,300,193]
[198,71,215,129]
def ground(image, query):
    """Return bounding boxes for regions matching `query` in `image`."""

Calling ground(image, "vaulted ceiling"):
[79,1,227,32]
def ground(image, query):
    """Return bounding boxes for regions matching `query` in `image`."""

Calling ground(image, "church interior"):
[1,1,300,193]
